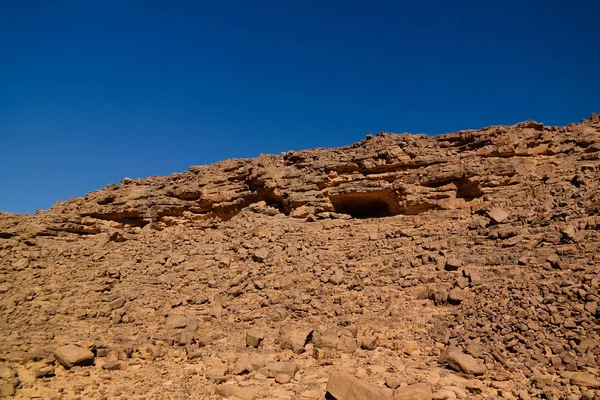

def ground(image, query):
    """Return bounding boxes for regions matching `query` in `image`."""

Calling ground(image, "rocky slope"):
[1,114,599,399]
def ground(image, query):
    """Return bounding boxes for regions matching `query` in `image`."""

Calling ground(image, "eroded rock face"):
[0,114,599,399]
[1,114,596,235]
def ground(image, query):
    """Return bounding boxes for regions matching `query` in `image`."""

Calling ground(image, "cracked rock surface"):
[1,114,599,399]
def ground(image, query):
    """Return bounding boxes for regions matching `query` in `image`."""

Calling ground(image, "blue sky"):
[1,0,598,213]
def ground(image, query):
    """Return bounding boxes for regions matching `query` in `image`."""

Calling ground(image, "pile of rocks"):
[1,114,599,399]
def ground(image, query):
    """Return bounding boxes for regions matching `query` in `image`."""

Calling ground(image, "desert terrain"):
[1,115,599,399]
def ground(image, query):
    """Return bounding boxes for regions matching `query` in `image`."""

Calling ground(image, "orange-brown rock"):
[1,114,599,399]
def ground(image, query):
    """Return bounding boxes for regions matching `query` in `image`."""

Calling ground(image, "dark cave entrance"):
[329,192,397,218]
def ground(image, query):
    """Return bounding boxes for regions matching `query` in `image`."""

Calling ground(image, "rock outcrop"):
[0,114,599,399]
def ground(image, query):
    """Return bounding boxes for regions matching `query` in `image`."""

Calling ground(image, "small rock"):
[456,277,469,289]
[210,303,224,318]
[359,335,377,350]
[337,336,358,352]
[102,360,121,371]
[533,374,556,389]
[437,374,468,387]
[385,376,402,389]
[584,301,598,313]
[205,360,228,381]
[252,248,269,262]
[298,389,323,400]
[54,345,95,369]
[413,285,430,300]
[355,367,368,379]
[488,207,509,224]
[142,344,162,361]
[432,388,457,399]
[291,206,313,219]
[215,384,239,398]
[280,328,313,354]
[33,365,55,378]
[464,270,481,286]
[275,373,292,384]
[215,383,260,400]
[560,225,577,241]
[233,356,253,375]
[109,296,126,310]
[261,362,298,379]
[329,269,345,285]
[448,288,465,305]
[445,258,462,271]
[0,382,15,397]
[246,328,265,348]
[403,341,420,356]
[0,363,15,380]
[250,354,267,370]
[165,315,187,329]
[465,379,485,394]
[11,257,29,270]
[564,318,577,329]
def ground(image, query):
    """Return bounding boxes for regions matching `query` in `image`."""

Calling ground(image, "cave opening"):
[329,193,396,218]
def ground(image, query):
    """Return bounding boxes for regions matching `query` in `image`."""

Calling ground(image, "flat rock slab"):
[215,383,260,399]
[488,207,509,224]
[441,350,486,376]
[326,371,392,400]
[261,361,298,379]
[165,315,188,329]
[102,360,121,370]
[570,372,600,389]
[393,383,432,400]
[54,345,95,368]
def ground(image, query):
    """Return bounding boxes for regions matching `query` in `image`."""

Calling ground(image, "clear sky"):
[1,1,598,214]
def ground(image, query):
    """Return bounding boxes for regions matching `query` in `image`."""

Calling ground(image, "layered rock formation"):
[0,114,599,399]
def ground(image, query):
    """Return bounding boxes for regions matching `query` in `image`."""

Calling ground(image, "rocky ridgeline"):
[0,114,599,399]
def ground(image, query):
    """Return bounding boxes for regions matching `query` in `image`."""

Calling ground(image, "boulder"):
[246,328,265,348]
[326,371,393,400]
[440,350,485,376]
[54,345,95,368]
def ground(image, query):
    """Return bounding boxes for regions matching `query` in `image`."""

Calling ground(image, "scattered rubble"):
[1,114,599,398]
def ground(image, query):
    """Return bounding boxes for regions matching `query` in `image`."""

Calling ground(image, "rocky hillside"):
[1,114,599,399]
